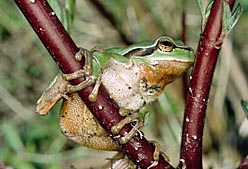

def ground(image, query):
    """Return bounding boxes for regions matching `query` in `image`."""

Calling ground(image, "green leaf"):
[64,0,76,32]
[196,0,243,34]
[196,0,205,18]
[139,106,152,123]
[196,0,214,20]
[207,1,242,33]
[226,3,243,32]
[205,1,214,20]
[223,1,232,32]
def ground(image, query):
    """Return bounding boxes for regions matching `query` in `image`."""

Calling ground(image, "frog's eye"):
[158,39,174,52]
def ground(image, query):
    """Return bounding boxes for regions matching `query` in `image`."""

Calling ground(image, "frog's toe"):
[65,76,97,93]
[111,112,142,144]
[147,141,170,169]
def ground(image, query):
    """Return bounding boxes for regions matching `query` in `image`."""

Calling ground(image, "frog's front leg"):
[62,48,101,102]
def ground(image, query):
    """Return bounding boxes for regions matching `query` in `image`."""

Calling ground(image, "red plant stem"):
[226,0,236,10]
[179,0,235,168]
[16,0,81,73]
[14,0,172,168]
[240,156,248,169]
[180,0,222,168]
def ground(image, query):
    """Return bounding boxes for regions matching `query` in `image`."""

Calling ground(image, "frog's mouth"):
[170,59,194,66]
[147,59,194,70]
[138,59,193,85]
[162,60,194,73]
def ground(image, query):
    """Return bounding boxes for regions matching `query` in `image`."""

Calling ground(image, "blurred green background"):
[0,0,247,168]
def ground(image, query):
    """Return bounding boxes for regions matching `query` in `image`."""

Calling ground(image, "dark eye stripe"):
[123,46,156,58]
[123,38,192,58]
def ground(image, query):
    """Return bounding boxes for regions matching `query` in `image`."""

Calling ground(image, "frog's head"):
[127,36,195,98]
[143,36,195,81]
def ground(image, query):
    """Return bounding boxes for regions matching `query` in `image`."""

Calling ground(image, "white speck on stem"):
[186,117,189,122]
[192,135,198,140]
[98,105,103,110]
[189,87,192,93]
[186,133,190,144]
[196,93,201,98]
[30,0,36,3]
[51,12,55,15]
[133,141,142,151]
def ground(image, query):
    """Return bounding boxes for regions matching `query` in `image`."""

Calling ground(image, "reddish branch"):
[179,0,236,169]
[14,0,172,168]
[240,156,248,169]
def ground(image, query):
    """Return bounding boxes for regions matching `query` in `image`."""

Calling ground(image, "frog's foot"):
[103,152,136,169]
[63,72,101,102]
[146,141,161,169]
[62,71,97,93]
[147,141,170,169]
[111,112,143,144]
[61,48,101,102]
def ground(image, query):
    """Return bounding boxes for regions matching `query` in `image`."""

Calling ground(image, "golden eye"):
[158,39,174,52]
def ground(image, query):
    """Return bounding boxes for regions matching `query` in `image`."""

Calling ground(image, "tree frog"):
[36,36,194,166]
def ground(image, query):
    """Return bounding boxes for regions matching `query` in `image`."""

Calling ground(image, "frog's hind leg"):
[103,152,136,169]
[110,109,145,145]
[111,110,165,168]
[60,92,120,151]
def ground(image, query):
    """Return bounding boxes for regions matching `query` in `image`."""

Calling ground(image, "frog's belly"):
[101,62,145,111]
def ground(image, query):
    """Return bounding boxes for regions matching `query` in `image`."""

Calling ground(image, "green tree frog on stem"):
[36,36,194,167]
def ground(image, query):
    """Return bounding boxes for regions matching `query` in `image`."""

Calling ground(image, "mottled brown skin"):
[36,75,68,116]
[36,75,119,151]
[60,92,120,150]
